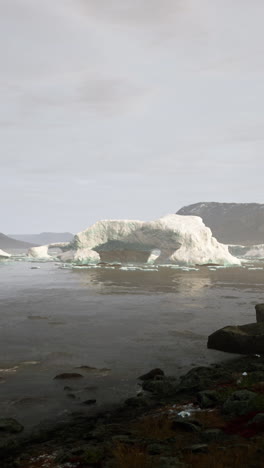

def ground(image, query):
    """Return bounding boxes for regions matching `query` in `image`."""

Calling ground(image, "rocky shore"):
[3,354,264,467]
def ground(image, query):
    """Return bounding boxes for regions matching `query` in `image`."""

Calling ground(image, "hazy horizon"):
[1,0,264,233]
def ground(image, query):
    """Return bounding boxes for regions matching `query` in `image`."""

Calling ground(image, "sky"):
[1,0,264,233]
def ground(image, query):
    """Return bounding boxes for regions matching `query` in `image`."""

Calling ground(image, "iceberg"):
[27,242,71,259]
[28,215,241,266]
[0,249,11,259]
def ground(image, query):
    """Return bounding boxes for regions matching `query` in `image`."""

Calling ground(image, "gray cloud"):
[0,0,264,232]
[77,0,183,25]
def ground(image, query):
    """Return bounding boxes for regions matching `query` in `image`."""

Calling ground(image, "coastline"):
[3,354,264,467]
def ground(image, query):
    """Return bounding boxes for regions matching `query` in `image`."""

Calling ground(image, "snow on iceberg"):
[0,249,11,259]
[28,214,241,266]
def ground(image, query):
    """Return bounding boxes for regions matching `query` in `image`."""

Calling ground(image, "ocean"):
[0,258,263,431]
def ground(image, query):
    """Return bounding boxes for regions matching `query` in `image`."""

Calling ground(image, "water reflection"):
[72,266,212,296]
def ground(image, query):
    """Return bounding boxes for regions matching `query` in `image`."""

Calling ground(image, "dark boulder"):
[138,368,165,381]
[54,373,84,380]
[255,304,264,323]
[82,399,97,405]
[197,390,220,408]
[222,390,257,416]
[177,366,231,392]
[208,322,264,354]
[0,418,24,434]
[172,418,202,433]
[141,376,179,398]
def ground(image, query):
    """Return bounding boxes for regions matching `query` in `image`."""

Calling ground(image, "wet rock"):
[141,377,179,398]
[201,428,224,442]
[178,366,231,392]
[197,390,220,408]
[82,399,97,405]
[54,373,84,380]
[75,366,111,376]
[172,418,202,432]
[208,322,264,354]
[222,390,257,415]
[76,365,97,370]
[256,304,264,323]
[0,418,24,434]
[138,368,165,381]
[247,413,264,425]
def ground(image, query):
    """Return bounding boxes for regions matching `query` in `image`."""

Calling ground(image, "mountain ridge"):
[177,202,264,245]
[0,233,36,250]
[9,232,74,245]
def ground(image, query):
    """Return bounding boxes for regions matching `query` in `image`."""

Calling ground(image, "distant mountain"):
[0,233,35,250]
[177,202,264,245]
[9,232,74,245]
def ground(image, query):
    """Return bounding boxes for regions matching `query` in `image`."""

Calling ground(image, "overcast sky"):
[1,0,264,233]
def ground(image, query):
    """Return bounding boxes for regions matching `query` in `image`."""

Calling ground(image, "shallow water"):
[0,259,263,430]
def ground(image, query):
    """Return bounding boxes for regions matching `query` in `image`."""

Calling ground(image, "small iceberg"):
[0,249,11,260]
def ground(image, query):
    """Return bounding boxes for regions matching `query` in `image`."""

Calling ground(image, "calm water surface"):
[0,259,263,430]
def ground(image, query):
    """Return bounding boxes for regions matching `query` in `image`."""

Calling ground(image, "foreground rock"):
[138,368,165,381]
[5,357,264,467]
[256,304,264,323]
[0,419,23,434]
[207,322,264,354]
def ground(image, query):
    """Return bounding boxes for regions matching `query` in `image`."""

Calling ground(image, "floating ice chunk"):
[0,366,19,373]
[248,267,264,270]
[177,411,191,418]
[28,245,51,259]
[0,249,11,259]
[28,242,71,260]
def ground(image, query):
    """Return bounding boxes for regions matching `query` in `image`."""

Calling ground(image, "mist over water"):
[0,260,263,430]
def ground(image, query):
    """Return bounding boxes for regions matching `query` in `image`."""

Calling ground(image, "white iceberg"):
[0,249,11,259]
[27,242,71,259]
[28,214,241,266]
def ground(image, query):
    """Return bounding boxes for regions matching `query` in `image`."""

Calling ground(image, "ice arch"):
[27,215,241,265]
[27,214,241,266]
